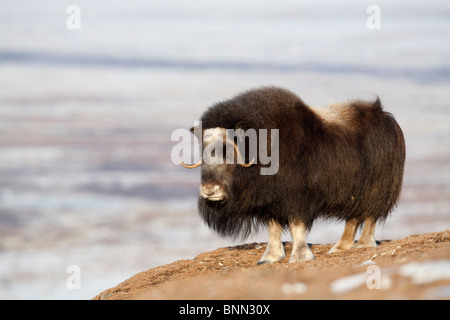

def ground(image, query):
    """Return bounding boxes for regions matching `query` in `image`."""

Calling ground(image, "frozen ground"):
[0,0,449,299]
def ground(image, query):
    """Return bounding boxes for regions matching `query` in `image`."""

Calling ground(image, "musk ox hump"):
[313,104,353,126]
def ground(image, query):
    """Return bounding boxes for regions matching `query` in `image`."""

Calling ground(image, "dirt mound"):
[94,231,450,300]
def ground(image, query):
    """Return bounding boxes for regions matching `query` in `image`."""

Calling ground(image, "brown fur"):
[194,87,406,244]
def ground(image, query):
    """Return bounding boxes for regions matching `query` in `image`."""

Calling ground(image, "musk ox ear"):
[190,125,202,139]
[234,120,248,131]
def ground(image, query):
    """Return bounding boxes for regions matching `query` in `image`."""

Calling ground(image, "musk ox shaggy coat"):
[185,86,405,264]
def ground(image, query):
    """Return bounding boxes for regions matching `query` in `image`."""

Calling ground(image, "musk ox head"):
[196,128,252,203]
[180,122,280,239]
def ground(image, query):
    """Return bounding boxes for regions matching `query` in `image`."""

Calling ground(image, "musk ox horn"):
[179,158,202,169]
[231,140,255,168]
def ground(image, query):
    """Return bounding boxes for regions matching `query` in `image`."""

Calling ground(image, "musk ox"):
[180,86,405,265]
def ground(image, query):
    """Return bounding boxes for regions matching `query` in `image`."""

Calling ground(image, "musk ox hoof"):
[288,250,316,263]
[257,253,286,265]
[327,242,354,254]
[354,239,377,248]
[257,255,285,266]
[257,259,279,266]
[257,246,286,265]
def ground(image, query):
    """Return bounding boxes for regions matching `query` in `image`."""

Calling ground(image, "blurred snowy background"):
[0,0,449,299]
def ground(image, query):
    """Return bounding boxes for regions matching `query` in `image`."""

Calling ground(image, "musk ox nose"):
[199,184,225,201]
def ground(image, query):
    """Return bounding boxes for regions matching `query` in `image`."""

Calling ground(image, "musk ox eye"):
[208,146,227,159]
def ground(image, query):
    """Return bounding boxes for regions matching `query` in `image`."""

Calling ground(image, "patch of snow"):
[329,273,369,295]
[281,282,308,295]
[398,260,450,284]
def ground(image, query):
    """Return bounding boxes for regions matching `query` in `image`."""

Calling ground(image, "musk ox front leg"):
[288,220,315,263]
[257,220,286,265]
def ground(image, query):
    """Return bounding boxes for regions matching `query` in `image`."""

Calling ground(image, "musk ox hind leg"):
[257,220,286,265]
[355,217,378,248]
[288,220,315,263]
[328,218,359,254]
